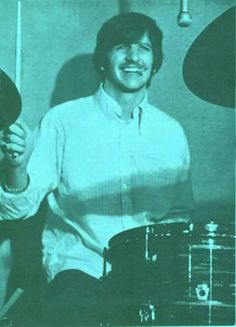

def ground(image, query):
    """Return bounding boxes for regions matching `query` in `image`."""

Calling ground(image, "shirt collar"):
[94,83,148,121]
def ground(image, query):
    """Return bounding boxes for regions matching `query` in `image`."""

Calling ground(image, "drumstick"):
[16,0,22,92]
[0,288,24,320]
[9,0,22,158]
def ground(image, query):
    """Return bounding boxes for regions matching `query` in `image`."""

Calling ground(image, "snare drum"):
[103,222,192,325]
[103,221,235,326]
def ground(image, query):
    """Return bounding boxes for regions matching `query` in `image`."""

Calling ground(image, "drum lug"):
[139,300,156,325]
[145,227,158,262]
[195,283,210,301]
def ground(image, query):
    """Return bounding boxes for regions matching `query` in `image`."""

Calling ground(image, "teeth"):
[122,67,143,73]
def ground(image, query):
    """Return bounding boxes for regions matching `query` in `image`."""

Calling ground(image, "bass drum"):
[103,221,235,326]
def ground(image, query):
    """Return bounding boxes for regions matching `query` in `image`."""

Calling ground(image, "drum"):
[174,222,235,325]
[103,221,235,326]
[103,222,192,325]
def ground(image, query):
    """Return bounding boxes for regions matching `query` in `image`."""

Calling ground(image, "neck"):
[103,80,146,121]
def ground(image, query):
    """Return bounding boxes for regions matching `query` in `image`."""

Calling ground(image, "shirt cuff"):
[0,174,37,220]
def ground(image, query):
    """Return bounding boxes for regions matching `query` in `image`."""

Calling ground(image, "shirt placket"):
[119,120,136,229]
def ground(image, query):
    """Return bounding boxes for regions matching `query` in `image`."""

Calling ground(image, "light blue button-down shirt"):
[0,85,193,280]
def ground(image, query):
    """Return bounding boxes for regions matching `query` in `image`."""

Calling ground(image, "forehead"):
[134,33,152,45]
[112,30,152,46]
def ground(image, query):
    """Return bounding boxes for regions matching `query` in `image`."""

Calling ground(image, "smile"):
[120,65,147,75]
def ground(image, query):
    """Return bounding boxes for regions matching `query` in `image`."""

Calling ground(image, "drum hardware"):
[145,226,158,262]
[195,284,210,301]
[205,222,218,232]
[139,300,156,325]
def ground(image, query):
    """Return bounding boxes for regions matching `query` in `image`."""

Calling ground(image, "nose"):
[125,45,139,62]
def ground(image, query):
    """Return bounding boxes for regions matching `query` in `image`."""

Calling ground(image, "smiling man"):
[0,12,194,326]
[103,33,153,121]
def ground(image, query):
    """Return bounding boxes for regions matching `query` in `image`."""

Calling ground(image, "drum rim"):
[108,221,235,248]
[108,222,192,247]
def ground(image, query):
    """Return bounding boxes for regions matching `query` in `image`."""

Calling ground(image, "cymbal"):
[183,6,235,108]
[0,69,22,130]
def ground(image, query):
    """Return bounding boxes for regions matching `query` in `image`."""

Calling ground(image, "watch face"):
[0,69,22,130]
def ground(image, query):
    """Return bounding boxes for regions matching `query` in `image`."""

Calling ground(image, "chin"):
[118,81,148,93]
[122,86,145,93]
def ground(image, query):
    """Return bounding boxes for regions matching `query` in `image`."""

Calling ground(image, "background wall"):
[0,0,235,222]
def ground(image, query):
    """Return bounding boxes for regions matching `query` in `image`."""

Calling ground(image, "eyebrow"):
[139,42,153,48]
[116,41,153,48]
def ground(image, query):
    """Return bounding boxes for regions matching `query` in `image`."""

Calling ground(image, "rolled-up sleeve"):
[0,110,64,220]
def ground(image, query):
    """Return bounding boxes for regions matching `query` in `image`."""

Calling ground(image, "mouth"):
[120,65,147,75]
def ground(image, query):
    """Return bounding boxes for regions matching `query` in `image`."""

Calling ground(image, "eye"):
[139,44,152,52]
[114,44,128,51]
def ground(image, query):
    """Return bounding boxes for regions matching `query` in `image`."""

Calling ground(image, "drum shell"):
[104,222,235,326]
[174,222,235,325]
[105,223,192,325]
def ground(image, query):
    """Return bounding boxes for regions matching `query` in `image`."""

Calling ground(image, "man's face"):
[104,33,154,93]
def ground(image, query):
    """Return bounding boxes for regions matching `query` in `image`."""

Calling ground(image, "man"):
[0,12,194,326]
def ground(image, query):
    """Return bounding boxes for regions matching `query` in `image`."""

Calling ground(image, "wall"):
[0,0,235,222]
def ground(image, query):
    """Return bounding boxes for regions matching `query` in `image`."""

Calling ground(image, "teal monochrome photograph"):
[0,0,235,326]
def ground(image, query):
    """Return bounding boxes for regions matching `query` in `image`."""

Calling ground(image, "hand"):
[0,120,34,169]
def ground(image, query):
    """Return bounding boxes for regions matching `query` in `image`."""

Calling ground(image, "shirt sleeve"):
[0,110,64,220]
